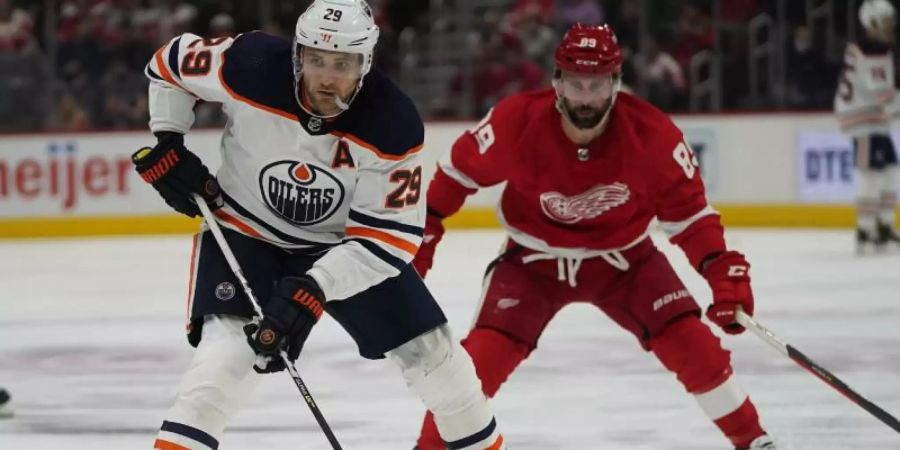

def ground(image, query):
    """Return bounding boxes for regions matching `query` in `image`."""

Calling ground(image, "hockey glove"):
[244,276,326,373]
[132,132,222,218]
[701,250,754,334]
[412,211,446,278]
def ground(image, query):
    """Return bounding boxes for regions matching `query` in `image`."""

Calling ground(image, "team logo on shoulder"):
[215,282,236,301]
[540,182,630,224]
[259,161,345,225]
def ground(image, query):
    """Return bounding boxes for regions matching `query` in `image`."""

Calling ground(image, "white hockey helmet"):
[293,0,380,117]
[859,0,896,31]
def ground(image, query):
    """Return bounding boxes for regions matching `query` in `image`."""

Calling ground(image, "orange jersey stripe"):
[346,226,418,256]
[214,209,265,239]
[154,44,188,92]
[485,435,504,450]
[333,131,424,161]
[218,53,298,121]
[154,439,191,450]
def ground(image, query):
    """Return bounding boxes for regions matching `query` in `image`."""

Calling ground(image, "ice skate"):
[0,388,12,418]
[737,434,776,450]
[877,221,900,245]
[857,227,888,253]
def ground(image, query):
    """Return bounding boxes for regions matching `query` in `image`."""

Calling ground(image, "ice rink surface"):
[1,229,899,450]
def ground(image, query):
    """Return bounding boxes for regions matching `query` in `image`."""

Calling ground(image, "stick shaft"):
[736,311,900,433]
[193,195,343,449]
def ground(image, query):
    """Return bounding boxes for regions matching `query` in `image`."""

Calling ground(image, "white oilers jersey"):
[146,32,425,300]
[834,38,899,136]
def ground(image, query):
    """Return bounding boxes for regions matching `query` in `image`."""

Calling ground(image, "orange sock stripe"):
[486,434,504,450]
[154,439,191,450]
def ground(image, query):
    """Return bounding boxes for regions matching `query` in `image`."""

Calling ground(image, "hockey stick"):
[736,310,900,433]
[192,194,343,450]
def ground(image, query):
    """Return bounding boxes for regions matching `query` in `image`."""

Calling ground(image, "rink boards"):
[0,113,899,238]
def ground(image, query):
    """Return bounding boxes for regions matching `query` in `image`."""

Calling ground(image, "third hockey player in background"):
[835,0,900,250]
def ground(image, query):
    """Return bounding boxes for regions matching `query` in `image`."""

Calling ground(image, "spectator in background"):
[511,1,557,72]
[634,33,687,111]
[556,0,604,30]
[0,0,35,53]
[720,0,761,24]
[669,3,714,71]
[209,12,235,39]
[437,33,544,117]
[786,25,834,108]
[96,58,148,129]
[610,1,640,54]
[171,3,199,36]
[499,34,545,96]
[47,92,91,131]
[512,0,553,18]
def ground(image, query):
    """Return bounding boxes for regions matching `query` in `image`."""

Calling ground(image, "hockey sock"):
[155,316,260,450]
[391,326,506,450]
[650,316,765,448]
[859,198,880,232]
[416,328,528,450]
[857,168,881,232]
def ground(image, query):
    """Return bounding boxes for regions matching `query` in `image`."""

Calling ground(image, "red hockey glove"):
[701,251,753,334]
[412,212,445,278]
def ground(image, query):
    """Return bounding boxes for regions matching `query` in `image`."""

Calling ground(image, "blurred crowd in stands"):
[0,0,861,132]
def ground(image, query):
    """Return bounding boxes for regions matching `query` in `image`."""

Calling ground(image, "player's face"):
[556,71,616,129]
[300,47,363,115]
[873,16,896,43]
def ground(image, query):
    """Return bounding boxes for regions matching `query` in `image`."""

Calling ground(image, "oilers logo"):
[259,161,345,225]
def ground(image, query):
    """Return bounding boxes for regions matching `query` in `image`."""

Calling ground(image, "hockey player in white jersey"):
[835,0,900,250]
[132,1,506,449]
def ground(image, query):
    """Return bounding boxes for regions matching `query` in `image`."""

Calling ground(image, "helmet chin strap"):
[334,94,350,111]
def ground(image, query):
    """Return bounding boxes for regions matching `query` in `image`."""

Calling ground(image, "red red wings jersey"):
[433,89,724,264]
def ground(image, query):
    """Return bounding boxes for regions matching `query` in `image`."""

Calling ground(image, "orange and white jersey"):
[834,38,898,136]
[146,32,425,300]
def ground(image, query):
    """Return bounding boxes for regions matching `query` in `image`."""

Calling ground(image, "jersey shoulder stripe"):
[154,42,188,92]
[220,32,300,121]
[168,36,183,80]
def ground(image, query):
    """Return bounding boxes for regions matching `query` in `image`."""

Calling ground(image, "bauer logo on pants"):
[258,161,346,225]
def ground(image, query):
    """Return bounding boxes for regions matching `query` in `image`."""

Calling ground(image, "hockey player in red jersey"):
[413,24,776,450]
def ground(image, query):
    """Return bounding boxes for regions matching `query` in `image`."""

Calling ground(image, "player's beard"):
[562,98,609,130]
[300,78,355,117]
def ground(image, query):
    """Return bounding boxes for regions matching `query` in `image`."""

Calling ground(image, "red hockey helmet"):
[554,24,622,75]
